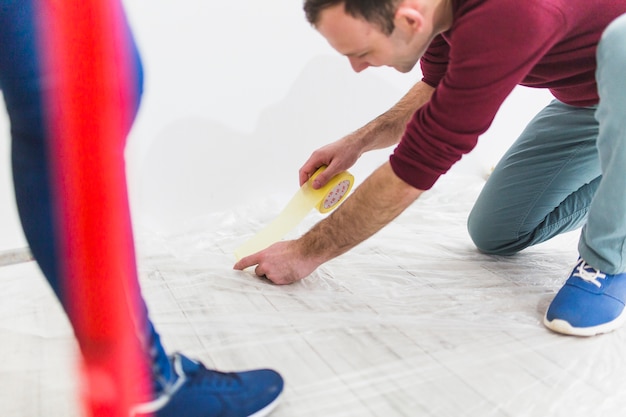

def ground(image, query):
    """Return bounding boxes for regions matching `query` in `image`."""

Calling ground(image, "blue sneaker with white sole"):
[130,353,284,417]
[544,258,626,336]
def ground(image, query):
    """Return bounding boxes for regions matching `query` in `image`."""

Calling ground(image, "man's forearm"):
[297,162,424,262]
[358,81,435,153]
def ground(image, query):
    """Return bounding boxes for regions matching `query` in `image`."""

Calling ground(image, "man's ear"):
[394,2,425,36]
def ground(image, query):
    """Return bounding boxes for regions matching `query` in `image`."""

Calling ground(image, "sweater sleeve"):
[390,0,565,190]
[420,34,449,88]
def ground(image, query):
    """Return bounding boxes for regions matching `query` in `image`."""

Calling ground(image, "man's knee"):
[467,211,521,256]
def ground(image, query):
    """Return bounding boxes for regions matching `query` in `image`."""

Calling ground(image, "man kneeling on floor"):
[235,0,626,337]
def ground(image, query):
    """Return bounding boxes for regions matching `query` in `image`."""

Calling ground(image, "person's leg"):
[0,0,59,296]
[579,18,626,275]
[0,0,175,391]
[544,14,626,336]
[1,1,283,413]
[468,100,601,255]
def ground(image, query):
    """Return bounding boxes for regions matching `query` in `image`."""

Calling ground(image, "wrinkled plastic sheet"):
[1,173,625,416]
[136,173,626,417]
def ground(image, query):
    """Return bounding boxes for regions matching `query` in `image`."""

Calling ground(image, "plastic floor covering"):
[1,174,625,417]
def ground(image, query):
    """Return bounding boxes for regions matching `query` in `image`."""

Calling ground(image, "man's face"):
[316,3,430,73]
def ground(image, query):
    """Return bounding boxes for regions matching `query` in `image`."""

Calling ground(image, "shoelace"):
[573,260,607,288]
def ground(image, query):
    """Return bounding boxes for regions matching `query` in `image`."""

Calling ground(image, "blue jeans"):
[468,14,626,274]
[0,0,173,390]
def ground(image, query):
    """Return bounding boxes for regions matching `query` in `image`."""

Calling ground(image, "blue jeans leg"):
[467,100,601,256]
[0,0,174,393]
[580,13,626,274]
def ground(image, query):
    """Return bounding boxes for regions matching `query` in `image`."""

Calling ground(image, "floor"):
[1,174,625,417]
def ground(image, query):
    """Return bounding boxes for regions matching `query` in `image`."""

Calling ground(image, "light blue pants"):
[468,14,626,274]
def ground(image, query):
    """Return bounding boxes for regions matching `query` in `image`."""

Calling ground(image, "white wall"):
[0,100,26,251]
[0,1,552,249]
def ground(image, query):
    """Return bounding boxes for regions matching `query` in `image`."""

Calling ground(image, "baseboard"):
[0,247,34,267]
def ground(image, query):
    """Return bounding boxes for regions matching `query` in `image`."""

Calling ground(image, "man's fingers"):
[299,163,322,186]
[311,171,332,189]
[305,164,339,189]
[299,168,312,187]
[233,253,259,271]
[254,264,266,278]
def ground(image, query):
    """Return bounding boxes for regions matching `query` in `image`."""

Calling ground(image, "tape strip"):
[234,166,354,260]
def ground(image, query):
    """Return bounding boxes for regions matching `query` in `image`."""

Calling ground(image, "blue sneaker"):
[130,353,284,417]
[544,258,626,336]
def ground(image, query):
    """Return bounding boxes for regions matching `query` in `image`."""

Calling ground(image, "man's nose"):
[348,56,369,73]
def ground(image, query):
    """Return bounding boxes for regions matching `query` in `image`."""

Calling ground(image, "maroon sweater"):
[390,0,626,190]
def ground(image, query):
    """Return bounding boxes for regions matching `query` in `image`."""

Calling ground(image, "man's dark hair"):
[303,0,401,35]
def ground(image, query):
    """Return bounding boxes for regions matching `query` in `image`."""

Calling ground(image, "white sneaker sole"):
[249,392,282,417]
[543,311,626,337]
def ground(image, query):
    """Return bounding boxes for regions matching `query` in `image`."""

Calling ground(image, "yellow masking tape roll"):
[234,166,354,260]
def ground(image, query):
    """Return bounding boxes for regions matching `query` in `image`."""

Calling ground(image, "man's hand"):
[299,133,364,189]
[233,240,323,285]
